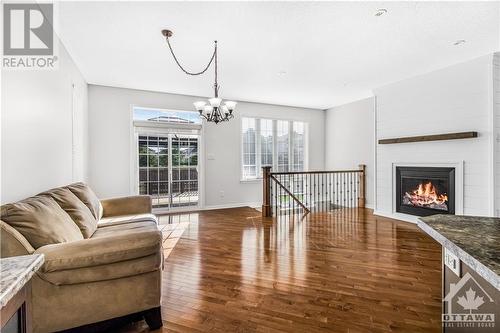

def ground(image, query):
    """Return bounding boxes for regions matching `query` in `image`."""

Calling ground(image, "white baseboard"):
[202,202,261,211]
[373,210,419,224]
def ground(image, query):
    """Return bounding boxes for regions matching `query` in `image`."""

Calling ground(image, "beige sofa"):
[0,183,163,333]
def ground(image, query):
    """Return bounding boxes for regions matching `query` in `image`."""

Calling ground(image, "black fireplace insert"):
[396,166,455,216]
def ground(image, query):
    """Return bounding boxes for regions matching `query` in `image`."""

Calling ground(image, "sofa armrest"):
[1,221,35,257]
[34,229,161,273]
[100,195,152,217]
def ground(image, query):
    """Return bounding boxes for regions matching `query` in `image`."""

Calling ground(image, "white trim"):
[153,204,202,215]
[133,120,202,131]
[202,202,261,211]
[373,96,378,211]
[155,202,261,214]
[240,178,262,183]
[129,105,136,195]
[199,124,206,209]
[130,105,204,210]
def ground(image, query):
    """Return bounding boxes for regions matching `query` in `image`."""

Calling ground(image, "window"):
[292,122,305,171]
[242,118,257,179]
[276,120,289,172]
[260,119,273,167]
[241,117,307,180]
[133,107,202,124]
[133,107,201,209]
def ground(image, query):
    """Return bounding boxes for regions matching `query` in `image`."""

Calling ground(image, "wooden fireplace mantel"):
[378,131,478,145]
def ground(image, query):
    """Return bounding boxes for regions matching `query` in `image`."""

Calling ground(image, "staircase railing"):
[262,165,366,217]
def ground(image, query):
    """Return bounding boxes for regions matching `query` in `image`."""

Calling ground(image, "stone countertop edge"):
[0,254,45,308]
[417,219,500,291]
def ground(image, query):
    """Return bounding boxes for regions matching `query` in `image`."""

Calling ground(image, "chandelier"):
[162,29,237,124]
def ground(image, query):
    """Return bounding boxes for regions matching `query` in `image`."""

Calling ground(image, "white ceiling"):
[58,1,500,109]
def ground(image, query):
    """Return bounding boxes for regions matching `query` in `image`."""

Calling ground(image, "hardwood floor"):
[123,207,442,333]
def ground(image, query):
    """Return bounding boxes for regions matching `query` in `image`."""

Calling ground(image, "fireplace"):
[396,167,455,216]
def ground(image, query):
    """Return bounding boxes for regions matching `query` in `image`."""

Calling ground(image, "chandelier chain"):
[165,36,216,76]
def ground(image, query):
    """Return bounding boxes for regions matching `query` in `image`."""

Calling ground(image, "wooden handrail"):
[270,175,311,214]
[270,169,363,175]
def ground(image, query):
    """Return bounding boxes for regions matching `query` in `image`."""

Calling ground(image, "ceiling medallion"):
[162,29,237,124]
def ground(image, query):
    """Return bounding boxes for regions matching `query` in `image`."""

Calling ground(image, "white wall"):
[324,97,375,208]
[494,53,500,217]
[1,43,88,204]
[87,85,325,207]
[374,55,496,218]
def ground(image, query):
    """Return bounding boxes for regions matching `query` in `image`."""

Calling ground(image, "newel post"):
[358,164,366,208]
[262,166,272,217]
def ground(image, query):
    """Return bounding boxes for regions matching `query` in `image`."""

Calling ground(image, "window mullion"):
[289,121,293,171]
[256,119,261,177]
[272,120,278,171]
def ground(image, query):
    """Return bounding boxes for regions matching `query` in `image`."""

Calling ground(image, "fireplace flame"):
[405,182,448,207]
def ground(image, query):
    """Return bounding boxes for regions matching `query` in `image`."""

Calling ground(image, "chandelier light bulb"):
[193,101,206,111]
[209,97,222,107]
[225,101,237,111]
[203,105,213,113]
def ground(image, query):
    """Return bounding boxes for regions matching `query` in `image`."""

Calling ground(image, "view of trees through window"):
[134,107,200,209]
[241,117,307,180]
[138,134,199,208]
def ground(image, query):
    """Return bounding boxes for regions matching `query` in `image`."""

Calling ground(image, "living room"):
[1,1,499,333]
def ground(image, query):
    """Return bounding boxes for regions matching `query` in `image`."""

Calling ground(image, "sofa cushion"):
[37,253,161,285]
[93,220,159,238]
[98,213,157,227]
[41,187,98,238]
[66,183,101,220]
[0,196,84,249]
[35,225,162,272]
[100,195,152,217]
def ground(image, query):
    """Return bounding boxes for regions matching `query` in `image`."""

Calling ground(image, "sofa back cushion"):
[66,183,101,220]
[41,187,98,238]
[0,196,84,249]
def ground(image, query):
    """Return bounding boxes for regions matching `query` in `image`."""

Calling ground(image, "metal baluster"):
[325,173,330,210]
[355,171,358,208]
[350,172,353,208]
[270,175,273,216]
[343,173,346,209]
[301,173,304,213]
[351,172,354,208]
[348,172,351,209]
[274,182,278,217]
[317,173,320,211]
[329,173,331,211]
[316,173,319,212]
[317,173,319,212]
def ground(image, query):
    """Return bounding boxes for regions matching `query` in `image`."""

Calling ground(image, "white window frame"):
[240,117,309,181]
[129,105,204,213]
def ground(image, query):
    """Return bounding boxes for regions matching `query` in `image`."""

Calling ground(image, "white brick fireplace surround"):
[373,54,500,222]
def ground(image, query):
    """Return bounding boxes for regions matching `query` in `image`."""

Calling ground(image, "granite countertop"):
[0,254,44,308]
[418,215,500,291]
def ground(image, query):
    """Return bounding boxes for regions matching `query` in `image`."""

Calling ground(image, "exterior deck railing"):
[262,165,366,217]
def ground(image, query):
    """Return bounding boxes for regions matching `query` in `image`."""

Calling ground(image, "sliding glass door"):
[137,133,199,209]
[171,135,199,207]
